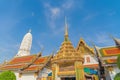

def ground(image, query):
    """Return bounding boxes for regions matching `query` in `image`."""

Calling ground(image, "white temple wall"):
[18,73,36,80]
[38,68,52,79]
[56,76,61,80]
[109,66,120,80]
[14,72,19,80]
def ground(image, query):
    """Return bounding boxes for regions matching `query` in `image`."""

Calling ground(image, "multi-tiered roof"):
[51,18,84,64]
[0,30,53,73]
[97,36,120,65]
[0,52,52,73]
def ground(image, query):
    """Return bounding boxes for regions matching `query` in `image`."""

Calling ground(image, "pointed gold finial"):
[64,16,69,41]
[65,16,68,36]
[28,29,31,33]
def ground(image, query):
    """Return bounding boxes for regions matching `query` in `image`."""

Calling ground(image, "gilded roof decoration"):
[99,47,120,57]
[76,38,94,55]
[52,20,83,64]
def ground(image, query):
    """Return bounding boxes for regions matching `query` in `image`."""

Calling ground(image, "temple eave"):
[51,58,84,64]
[58,71,75,76]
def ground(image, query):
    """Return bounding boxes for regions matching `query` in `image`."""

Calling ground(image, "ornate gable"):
[76,38,94,55]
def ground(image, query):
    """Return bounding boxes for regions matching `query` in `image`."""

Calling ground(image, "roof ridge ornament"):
[109,35,120,47]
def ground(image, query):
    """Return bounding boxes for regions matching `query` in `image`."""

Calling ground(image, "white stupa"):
[16,30,32,57]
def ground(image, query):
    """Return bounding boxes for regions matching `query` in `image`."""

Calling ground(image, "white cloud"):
[62,0,74,9]
[96,34,111,44]
[44,3,64,35]
[44,3,61,18]
[43,0,82,35]
[83,13,98,21]
[0,43,20,63]
[86,33,114,47]
[62,0,84,10]
[51,8,60,17]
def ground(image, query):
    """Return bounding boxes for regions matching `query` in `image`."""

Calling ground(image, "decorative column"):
[52,63,59,80]
[19,73,22,78]
[34,72,38,78]
[75,61,85,80]
[93,75,99,80]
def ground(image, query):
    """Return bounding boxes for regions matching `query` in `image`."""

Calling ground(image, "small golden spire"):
[64,17,69,41]
[65,17,68,36]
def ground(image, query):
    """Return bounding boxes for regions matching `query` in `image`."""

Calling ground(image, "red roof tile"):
[0,55,51,72]
[9,55,36,64]
[105,59,117,64]
[33,57,48,65]
[99,47,120,56]
[1,64,25,70]
[24,65,41,71]
[23,56,50,71]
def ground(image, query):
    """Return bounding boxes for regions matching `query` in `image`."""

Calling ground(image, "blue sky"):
[0,0,120,63]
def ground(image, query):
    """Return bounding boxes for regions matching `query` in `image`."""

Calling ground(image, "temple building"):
[16,30,32,57]
[51,19,99,80]
[0,30,53,80]
[96,36,120,80]
[0,19,103,80]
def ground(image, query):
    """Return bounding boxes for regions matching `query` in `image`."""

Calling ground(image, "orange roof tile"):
[105,59,117,64]
[99,47,120,56]
[33,57,48,65]
[1,64,25,70]
[24,65,41,71]
[0,55,51,72]
[22,56,51,71]
[9,55,36,64]
[84,64,98,68]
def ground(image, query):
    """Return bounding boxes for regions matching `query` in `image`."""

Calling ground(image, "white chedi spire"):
[16,30,32,57]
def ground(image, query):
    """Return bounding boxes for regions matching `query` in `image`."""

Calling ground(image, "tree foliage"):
[0,70,16,80]
[117,54,120,69]
[114,55,120,80]
[114,73,120,80]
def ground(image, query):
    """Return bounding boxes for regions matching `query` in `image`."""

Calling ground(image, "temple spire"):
[16,30,32,57]
[64,17,69,41]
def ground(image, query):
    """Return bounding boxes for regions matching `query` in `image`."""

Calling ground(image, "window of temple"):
[86,57,90,63]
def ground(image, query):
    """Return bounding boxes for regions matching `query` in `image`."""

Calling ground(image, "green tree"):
[117,54,120,69]
[0,70,16,80]
[114,73,120,80]
[114,55,120,80]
